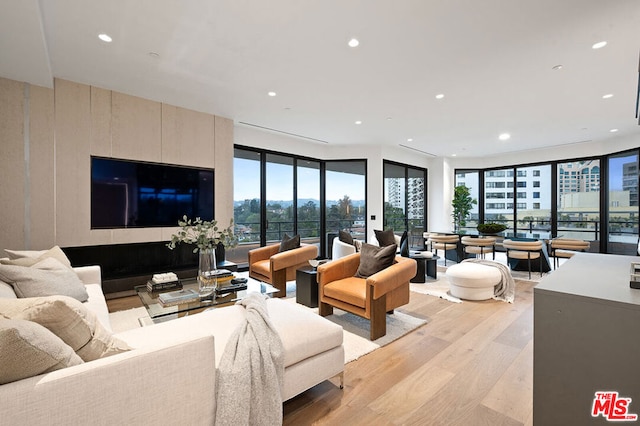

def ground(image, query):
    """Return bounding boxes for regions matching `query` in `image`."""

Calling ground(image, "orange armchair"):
[316,252,417,340]
[248,243,318,297]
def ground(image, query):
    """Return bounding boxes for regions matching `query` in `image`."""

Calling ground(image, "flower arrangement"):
[167,216,238,252]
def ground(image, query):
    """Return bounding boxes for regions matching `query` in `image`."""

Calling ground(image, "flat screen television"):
[91,157,214,229]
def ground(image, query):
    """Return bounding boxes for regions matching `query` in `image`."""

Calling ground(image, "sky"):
[233,158,365,201]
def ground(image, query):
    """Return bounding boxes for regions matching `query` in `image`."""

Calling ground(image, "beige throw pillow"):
[0,318,83,385]
[3,246,72,268]
[0,296,130,362]
[0,258,89,302]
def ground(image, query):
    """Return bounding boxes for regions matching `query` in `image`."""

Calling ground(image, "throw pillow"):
[400,231,410,257]
[4,246,72,268]
[0,296,130,362]
[374,229,396,247]
[0,318,83,385]
[338,230,354,245]
[355,243,397,278]
[279,233,301,252]
[0,260,89,302]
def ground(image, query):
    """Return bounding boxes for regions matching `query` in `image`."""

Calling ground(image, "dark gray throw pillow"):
[355,243,397,278]
[279,233,301,252]
[338,230,354,245]
[374,229,396,247]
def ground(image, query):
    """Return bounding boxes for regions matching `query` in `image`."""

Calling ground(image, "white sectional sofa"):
[0,265,345,425]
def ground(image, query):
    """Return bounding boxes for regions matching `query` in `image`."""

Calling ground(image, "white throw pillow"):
[0,258,89,302]
[3,246,72,268]
[0,296,130,362]
[0,318,83,385]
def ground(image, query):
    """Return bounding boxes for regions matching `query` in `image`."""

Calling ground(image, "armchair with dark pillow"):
[317,243,417,340]
[332,230,363,260]
[248,235,318,297]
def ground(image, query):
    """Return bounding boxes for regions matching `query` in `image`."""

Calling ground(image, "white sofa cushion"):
[116,298,343,368]
[0,318,84,384]
[0,259,89,302]
[0,296,129,361]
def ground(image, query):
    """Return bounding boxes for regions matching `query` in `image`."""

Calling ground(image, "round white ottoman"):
[446,262,501,300]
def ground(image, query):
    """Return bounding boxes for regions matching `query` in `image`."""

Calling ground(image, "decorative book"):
[158,288,200,306]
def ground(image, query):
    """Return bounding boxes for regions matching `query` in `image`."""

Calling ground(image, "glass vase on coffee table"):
[198,248,218,297]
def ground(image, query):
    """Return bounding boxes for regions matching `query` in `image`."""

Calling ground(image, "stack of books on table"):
[157,288,200,307]
[208,269,235,285]
[147,272,182,292]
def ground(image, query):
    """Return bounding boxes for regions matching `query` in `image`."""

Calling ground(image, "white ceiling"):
[1,0,639,158]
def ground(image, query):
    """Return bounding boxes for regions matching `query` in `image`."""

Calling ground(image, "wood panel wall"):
[0,76,233,251]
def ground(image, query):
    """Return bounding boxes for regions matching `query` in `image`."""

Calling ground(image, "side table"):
[296,265,318,308]
[409,254,440,283]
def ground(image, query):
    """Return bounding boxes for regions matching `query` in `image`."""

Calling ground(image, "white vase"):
[198,248,218,296]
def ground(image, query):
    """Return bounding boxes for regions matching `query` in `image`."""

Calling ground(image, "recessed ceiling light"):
[610,128,619,133]
[592,41,607,49]
[386,117,392,121]
[435,94,445,99]
[98,33,112,43]
[452,153,457,157]
[268,91,277,97]
[348,38,360,48]
[499,133,511,141]
[552,64,563,70]
[355,120,362,125]
[407,138,413,142]
[602,93,613,99]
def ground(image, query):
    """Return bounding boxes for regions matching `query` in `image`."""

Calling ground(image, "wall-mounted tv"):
[91,157,214,229]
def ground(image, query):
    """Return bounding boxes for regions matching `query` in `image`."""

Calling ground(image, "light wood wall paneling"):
[0,78,26,249]
[161,104,215,168]
[28,84,55,249]
[214,116,234,227]
[54,79,92,247]
[90,86,112,157]
[111,92,161,162]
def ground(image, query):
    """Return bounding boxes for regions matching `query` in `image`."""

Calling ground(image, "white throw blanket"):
[462,258,516,303]
[215,293,285,425]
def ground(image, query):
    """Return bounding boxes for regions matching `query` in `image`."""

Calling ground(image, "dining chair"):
[502,238,544,279]
[426,234,459,266]
[549,238,590,269]
[461,236,496,260]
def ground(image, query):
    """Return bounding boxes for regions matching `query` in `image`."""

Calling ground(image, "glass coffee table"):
[135,276,278,325]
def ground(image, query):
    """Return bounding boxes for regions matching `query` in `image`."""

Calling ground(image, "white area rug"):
[109,302,427,364]
[410,278,462,303]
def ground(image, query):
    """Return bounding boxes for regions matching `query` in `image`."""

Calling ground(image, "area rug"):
[410,277,462,303]
[108,303,427,364]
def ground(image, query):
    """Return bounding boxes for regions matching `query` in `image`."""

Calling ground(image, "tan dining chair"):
[502,239,544,279]
[461,236,496,260]
[549,238,590,269]
[426,234,459,266]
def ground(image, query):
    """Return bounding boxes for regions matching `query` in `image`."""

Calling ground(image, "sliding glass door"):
[383,161,427,246]
[607,151,638,254]
[265,154,294,244]
[325,160,366,241]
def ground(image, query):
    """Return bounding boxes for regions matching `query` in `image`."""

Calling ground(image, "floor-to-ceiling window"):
[383,161,427,246]
[297,160,321,242]
[608,150,638,254]
[516,165,551,238]
[265,154,294,243]
[233,148,366,264]
[325,160,366,241]
[556,159,600,243]
[454,170,480,232]
[484,168,514,233]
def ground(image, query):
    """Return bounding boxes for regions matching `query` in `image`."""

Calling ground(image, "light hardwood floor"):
[107,278,536,426]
